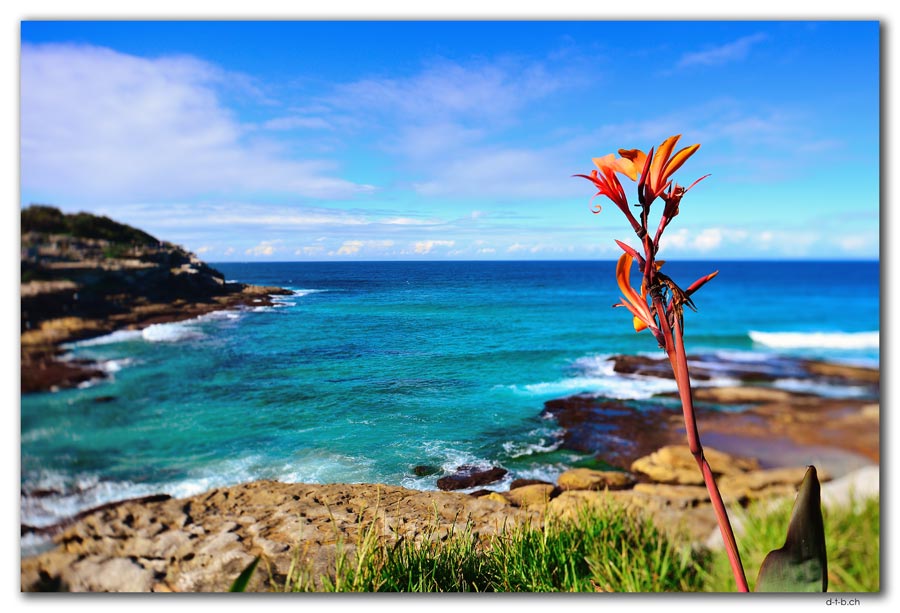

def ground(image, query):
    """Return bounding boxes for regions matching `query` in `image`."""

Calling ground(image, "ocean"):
[20,260,879,543]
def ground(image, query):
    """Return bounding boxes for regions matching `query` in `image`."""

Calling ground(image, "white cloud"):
[413,240,455,254]
[693,228,723,251]
[335,240,364,256]
[195,245,211,255]
[296,245,325,256]
[332,239,395,256]
[333,57,567,122]
[20,43,372,203]
[837,234,875,253]
[245,240,281,256]
[412,147,579,199]
[677,33,768,69]
[507,243,527,253]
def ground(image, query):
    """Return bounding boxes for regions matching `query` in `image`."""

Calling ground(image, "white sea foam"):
[21,449,379,531]
[21,471,162,528]
[196,309,241,322]
[291,289,326,297]
[506,354,738,400]
[749,330,879,350]
[101,357,135,373]
[141,322,204,343]
[771,378,870,398]
[64,329,142,348]
[711,349,776,363]
[502,431,564,458]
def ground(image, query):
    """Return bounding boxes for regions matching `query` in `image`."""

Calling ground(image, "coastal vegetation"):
[21,204,160,246]
[267,493,878,593]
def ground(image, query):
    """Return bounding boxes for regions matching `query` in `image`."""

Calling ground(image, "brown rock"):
[690,386,807,405]
[504,484,556,508]
[718,466,829,503]
[803,360,880,384]
[22,481,542,592]
[630,446,759,485]
[557,468,635,491]
[509,478,552,490]
[632,483,716,507]
[483,492,510,505]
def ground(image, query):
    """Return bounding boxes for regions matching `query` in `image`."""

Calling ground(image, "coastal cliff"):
[20,205,291,393]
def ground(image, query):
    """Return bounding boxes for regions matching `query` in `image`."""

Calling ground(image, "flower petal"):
[650,135,681,190]
[661,143,701,184]
[616,253,654,329]
[618,149,647,181]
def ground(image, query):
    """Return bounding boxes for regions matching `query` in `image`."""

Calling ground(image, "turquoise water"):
[20,260,879,531]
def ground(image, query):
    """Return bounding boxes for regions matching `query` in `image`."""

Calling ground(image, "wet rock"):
[542,395,685,469]
[436,465,508,491]
[610,355,678,379]
[412,465,439,477]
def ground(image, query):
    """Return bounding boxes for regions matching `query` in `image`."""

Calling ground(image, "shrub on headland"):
[22,204,159,246]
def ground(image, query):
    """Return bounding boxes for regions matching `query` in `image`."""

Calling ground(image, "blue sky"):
[19,20,880,261]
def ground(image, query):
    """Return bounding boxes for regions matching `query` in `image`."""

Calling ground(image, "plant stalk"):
[668,314,749,592]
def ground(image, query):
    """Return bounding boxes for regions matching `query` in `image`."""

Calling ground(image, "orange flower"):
[574,154,631,214]
[619,135,700,205]
[616,253,654,332]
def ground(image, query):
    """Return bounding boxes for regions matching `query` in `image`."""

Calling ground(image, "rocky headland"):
[20,205,292,393]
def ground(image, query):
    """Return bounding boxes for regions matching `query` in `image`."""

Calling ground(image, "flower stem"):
[669,315,749,592]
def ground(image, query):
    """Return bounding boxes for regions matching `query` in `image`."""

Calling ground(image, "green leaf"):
[755,466,827,592]
[229,556,261,592]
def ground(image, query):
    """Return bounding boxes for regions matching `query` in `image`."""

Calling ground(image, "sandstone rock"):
[632,483,717,507]
[21,481,543,593]
[718,466,829,503]
[483,492,510,505]
[690,386,806,405]
[504,484,555,508]
[630,446,759,485]
[803,360,880,384]
[557,468,635,491]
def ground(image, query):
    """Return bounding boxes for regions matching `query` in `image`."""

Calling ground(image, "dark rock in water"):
[542,395,686,471]
[92,395,116,404]
[412,465,439,477]
[610,355,678,380]
[437,465,508,491]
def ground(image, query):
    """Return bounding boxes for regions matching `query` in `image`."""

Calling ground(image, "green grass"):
[278,501,707,592]
[701,495,880,592]
[270,494,878,593]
